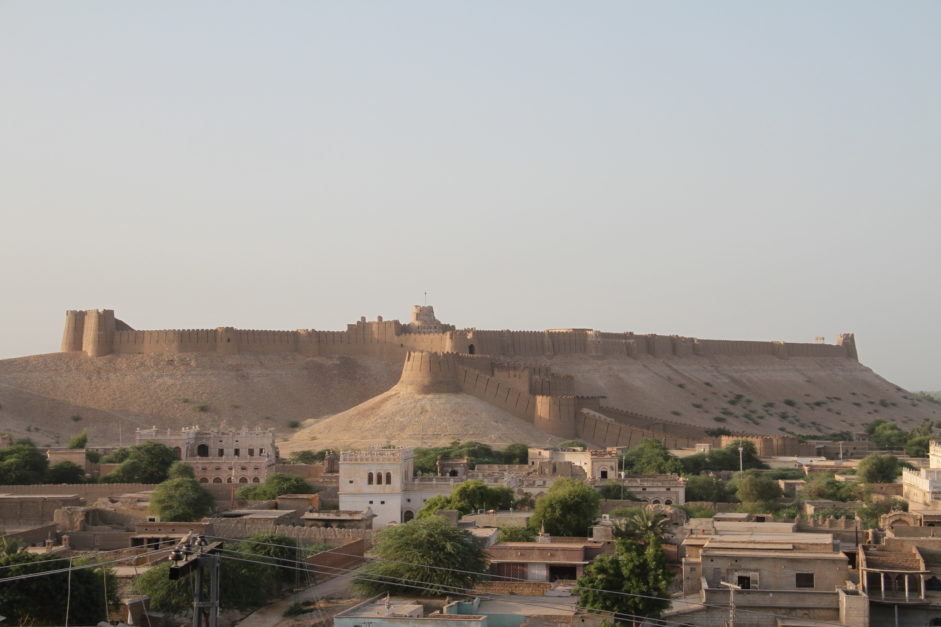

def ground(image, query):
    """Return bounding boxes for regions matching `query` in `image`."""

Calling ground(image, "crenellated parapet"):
[59,307,860,363]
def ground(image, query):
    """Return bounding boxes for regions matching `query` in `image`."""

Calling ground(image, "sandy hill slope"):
[284,387,567,453]
[0,352,399,446]
[546,354,941,436]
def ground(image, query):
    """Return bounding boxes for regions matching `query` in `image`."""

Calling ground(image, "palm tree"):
[613,508,668,542]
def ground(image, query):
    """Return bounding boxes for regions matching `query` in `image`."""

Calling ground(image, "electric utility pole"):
[720,580,740,627]
[169,534,223,627]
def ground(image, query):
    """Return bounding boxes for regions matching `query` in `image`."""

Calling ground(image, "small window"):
[386,472,392,484]
[737,575,751,590]
[368,472,374,485]
[796,573,814,588]
[234,448,240,457]
[380,500,385,504]
[259,448,264,455]
[369,500,373,504]
[376,472,383,485]
[218,448,224,456]
[248,448,254,457]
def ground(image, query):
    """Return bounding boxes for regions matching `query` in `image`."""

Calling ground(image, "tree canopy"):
[412,441,531,474]
[0,550,118,624]
[149,477,215,521]
[417,479,514,517]
[47,460,86,484]
[134,533,301,614]
[100,441,178,483]
[353,516,487,596]
[236,472,315,500]
[577,536,672,624]
[67,428,88,449]
[530,477,600,536]
[857,454,904,484]
[734,472,783,508]
[681,440,767,475]
[0,439,48,484]
[620,439,683,475]
[684,475,733,503]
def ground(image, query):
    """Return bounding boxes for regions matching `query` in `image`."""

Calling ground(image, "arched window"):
[376,472,383,485]
[468,344,476,355]
[252,477,260,483]
[226,477,233,483]
[238,477,248,483]
[651,499,661,504]
[199,477,209,483]
[600,468,608,479]
[449,469,459,477]
[368,472,374,485]
[403,510,415,522]
[665,499,673,505]
[386,472,392,485]
[196,444,209,457]
[212,477,223,483]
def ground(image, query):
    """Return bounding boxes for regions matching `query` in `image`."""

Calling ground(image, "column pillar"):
[905,574,910,601]
[880,572,885,600]
[921,574,926,599]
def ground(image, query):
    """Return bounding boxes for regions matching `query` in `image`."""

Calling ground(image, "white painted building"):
[903,440,941,508]
[338,447,455,525]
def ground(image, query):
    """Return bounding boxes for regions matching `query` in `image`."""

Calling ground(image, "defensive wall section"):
[61,309,859,362]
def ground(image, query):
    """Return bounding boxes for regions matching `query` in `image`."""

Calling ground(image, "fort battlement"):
[59,308,859,364]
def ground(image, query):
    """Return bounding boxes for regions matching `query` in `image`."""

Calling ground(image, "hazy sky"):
[1,2,938,390]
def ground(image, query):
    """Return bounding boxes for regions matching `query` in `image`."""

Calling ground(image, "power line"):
[0,547,171,585]
[216,550,690,627]
[210,533,849,627]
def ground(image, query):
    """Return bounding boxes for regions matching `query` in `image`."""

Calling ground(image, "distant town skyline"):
[1,1,938,390]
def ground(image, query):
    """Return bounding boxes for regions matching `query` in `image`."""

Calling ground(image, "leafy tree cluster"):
[681,440,767,475]
[412,441,529,475]
[0,439,49,484]
[732,472,783,512]
[418,479,514,517]
[67,428,88,449]
[619,439,683,475]
[530,478,600,537]
[149,475,215,521]
[684,475,735,503]
[0,547,118,624]
[800,473,864,502]
[236,472,315,500]
[353,516,487,596]
[857,453,906,483]
[288,449,336,464]
[499,525,536,542]
[865,419,936,455]
[100,441,178,483]
[135,533,302,614]
[577,535,672,624]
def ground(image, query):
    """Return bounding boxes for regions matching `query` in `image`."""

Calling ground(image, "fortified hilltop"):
[0,305,935,450]
[60,305,859,362]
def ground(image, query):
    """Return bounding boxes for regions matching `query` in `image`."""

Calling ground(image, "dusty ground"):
[0,352,399,446]
[1,348,936,449]
[283,386,567,452]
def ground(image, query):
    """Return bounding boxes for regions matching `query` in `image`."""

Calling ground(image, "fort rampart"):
[60,309,859,365]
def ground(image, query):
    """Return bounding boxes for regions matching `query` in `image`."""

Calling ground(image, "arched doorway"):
[196,444,209,457]
[403,510,415,522]
[468,344,475,355]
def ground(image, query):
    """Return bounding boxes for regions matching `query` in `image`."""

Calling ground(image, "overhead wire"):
[214,542,848,627]
[216,549,694,627]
